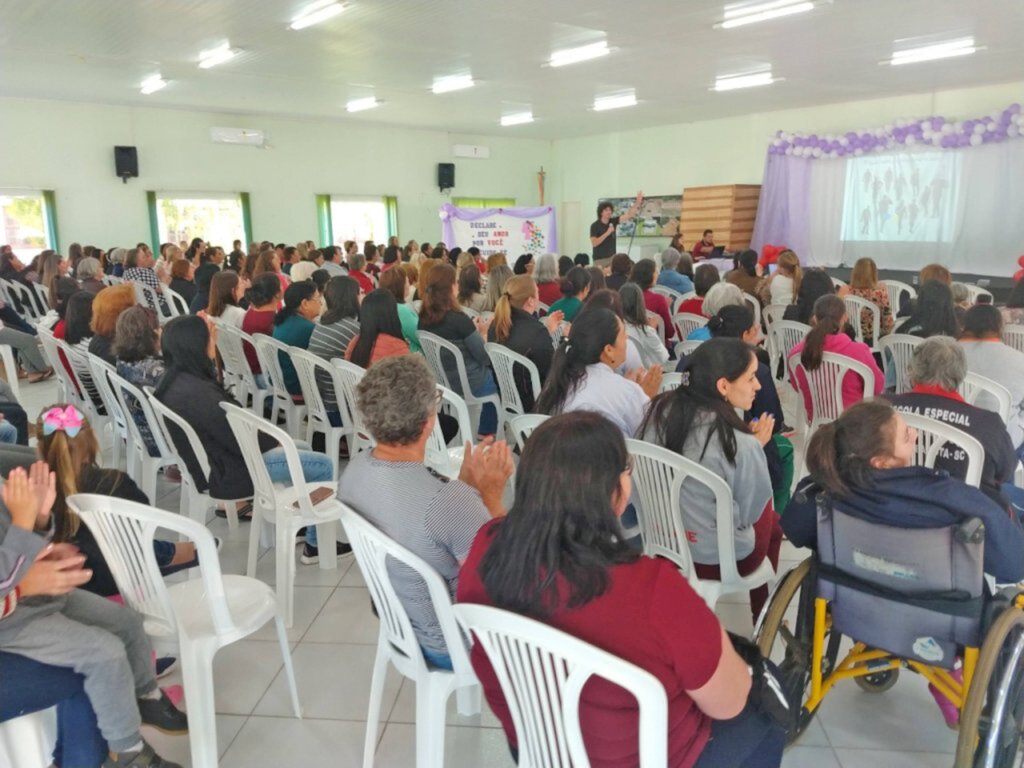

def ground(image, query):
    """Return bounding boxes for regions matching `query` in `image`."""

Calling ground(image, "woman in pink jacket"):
[788,294,883,421]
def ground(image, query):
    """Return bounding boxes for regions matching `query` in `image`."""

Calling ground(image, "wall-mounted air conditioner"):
[210,127,266,147]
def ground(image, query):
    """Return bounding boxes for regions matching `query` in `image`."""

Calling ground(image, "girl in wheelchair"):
[782,399,1024,727]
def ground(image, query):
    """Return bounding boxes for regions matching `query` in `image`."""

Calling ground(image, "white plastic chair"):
[899,411,984,488]
[425,386,475,478]
[147,392,245,529]
[330,357,374,455]
[762,303,788,332]
[651,285,681,314]
[877,334,923,394]
[485,342,542,420]
[340,505,482,768]
[0,278,40,321]
[626,438,775,610]
[34,326,71,402]
[29,282,51,315]
[61,341,111,439]
[88,356,129,469]
[163,286,190,318]
[831,276,848,290]
[1003,325,1024,354]
[964,283,994,304]
[961,372,1013,422]
[221,403,346,627]
[252,334,307,438]
[290,348,346,478]
[50,338,92,414]
[508,413,549,452]
[419,331,502,438]
[101,274,124,287]
[106,367,177,503]
[68,493,301,768]
[0,344,21,404]
[842,294,881,347]
[215,323,269,413]
[741,292,761,329]
[461,306,480,320]
[672,312,705,341]
[659,372,682,393]
[645,311,667,346]
[881,279,916,316]
[673,339,703,358]
[0,709,54,768]
[769,320,810,381]
[452,603,668,768]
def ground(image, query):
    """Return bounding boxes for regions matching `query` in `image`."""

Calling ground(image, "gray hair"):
[909,336,966,390]
[660,247,681,270]
[76,256,101,280]
[349,253,366,271]
[108,247,127,265]
[356,355,437,445]
[950,281,970,304]
[702,282,745,316]
[535,253,558,284]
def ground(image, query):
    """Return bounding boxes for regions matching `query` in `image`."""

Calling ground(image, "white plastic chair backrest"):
[132,282,161,315]
[831,276,847,290]
[461,306,480,320]
[762,303,788,331]
[964,284,993,304]
[252,334,295,402]
[659,372,682,393]
[5,280,41,320]
[960,372,1012,422]
[898,411,984,488]
[89,357,129,438]
[290,347,333,426]
[29,282,50,314]
[0,344,20,404]
[790,351,876,429]
[876,334,922,394]
[485,342,541,417]
[535,301,550,317]
[508,413,549,452]
[101,275,123,287]
[774,320,811,361]
[0,278,15,307]
[107,366,173,458]
[163,287,189,318]
[672,312,705,340]
[340,505,474,678]
[51,338,89,408]
[330,358,371,450]
[842,294,880,345]
[651,285,681,313]
[68,493,232,638]
[452,603,668,768]
[1003,325,1024,354]
[418,330,472,397]
[147,392,213,489]
[216,323,260,390]
[62,341,102,411]
[438,385,474,446]
[673,339,703,358]
[644,311,666,345]
[741,293,761,329]
[881,280,916,315]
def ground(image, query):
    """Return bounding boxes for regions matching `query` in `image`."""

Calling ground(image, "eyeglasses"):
[623,455,634,476]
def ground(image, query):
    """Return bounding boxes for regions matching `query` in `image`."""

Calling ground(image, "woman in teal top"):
[548,265,592,322]
[272,281,322,397]
[379,266,422,353]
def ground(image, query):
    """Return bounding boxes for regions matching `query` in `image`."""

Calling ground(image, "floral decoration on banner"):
[768,103,1024,159]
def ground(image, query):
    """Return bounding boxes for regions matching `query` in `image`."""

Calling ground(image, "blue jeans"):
[0,419,17,444]
[472,373,499,437]
[261,447,334,547]
[421,645,453,671]
[692,699,785,768]
[0,652,108,768]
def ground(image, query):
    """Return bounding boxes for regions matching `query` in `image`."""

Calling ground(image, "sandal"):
[26,367,54,383]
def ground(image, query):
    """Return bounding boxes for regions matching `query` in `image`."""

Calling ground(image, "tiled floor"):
[15,376,967,767]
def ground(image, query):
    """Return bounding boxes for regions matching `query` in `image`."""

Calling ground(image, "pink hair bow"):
[42,405,85,438]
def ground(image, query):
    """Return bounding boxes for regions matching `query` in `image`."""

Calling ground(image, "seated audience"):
[482,265,513,312]
[679,263,720,316]
[788,295,883,422]
[241,273,282,381]
[205,270,247,327]
[641,338,781,620]
[724,250,765,301]
[580,289,645,372]
[309,275,361,365]
[378,267,421,353]
[895,280,960,338]
[113,306,165,457]
[272,281,322,399]
[899,262,952,317]
[337,355,512,669]
[88,283,136,364]
[548,266,592,322]
[253,248,290,295]
[629,258,675,341]
[657,247,694,294]
[76,256,105,295]
[847,257,894,344]
[586,265,607,292]
[168,259,196,306]
[418,263,499,437]
[620,282,669,368]
[884,337,1019,509]
[784,268,837,324]
[122,246,167,314]
[49,278,81,339]
[605,253,633,292]
[345,289,410,367]
[487,275,563,411]
[457,264,488,313]
[759,249,801,306]
[512,253,534,275]
[346,252,374,294]
[958,304,1024,451]
[691,229,716,261]
[534,253,562,306]
[458,411,783,768]
[688,283,745,341]
[534,308,661,436]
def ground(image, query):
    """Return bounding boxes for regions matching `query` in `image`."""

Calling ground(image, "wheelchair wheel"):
[756,558,841,744]
[956,608,1024,768]
[853,669,899,693]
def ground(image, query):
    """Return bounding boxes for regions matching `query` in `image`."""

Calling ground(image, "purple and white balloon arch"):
[768,103,1024,159]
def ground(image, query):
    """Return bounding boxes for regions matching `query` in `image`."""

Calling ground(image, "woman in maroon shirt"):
[457,411,783,768]
[628,258,675,341]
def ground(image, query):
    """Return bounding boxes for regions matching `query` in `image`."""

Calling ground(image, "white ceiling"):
[0,0,1022,140]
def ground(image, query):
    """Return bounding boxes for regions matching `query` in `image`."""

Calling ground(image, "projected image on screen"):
[840,151,961,243]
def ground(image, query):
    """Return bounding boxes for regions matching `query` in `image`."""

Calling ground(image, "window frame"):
[146,190,252,252]
[316,194,398,247]
[451,197,516,209]
[0,188,59,254]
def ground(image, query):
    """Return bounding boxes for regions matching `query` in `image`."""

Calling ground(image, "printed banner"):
[440,204,557,256]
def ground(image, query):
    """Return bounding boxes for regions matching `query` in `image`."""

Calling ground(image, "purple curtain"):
[750,154,813,258]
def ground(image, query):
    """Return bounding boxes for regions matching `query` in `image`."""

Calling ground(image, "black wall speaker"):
[437,162,455,191]
[114,146,139,183]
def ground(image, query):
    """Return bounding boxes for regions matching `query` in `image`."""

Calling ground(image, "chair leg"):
[245,514,262,578]
[455,684,481,717]
[180,643,219,768]
[315,520,338,572]
[415,674,447,768]
[274,615,302,718]
[276,521,296,627]
[362,638,390,768]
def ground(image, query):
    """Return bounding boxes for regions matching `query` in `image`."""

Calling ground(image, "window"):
[147,192,251,250]
[0,190,58,259]
[452,197,516,208]
[317,195,397,248]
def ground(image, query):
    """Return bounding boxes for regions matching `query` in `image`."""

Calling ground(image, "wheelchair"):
[755,499,1024,767]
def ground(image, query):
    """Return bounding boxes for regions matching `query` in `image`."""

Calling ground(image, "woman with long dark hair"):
[240,273,281,382]
[629,258,676,341]
[783,268,838,324]
[548,266,592,322]
[620,282,668,368]
[895,279,960,338]
[457,264,488,313]
[458,411,783,768]
[271,281,322,398]
[640,338,780,620]
[345,289,409,368]
[535,308,660,436]
[787,295,882,423]
[205,270,247,327]
[724,249,764,300]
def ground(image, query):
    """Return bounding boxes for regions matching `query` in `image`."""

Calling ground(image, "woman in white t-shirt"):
[534,307,662,436]
[760,249,801,307]
[620,282,669,368]
[204,270,248,327]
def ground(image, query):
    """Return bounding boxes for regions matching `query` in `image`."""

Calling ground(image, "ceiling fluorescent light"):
[593,92,637,111]
[500,112,534,127]
[549,41,610,68]
[198,43,237,69]
[290,1,347,30]
[432,74,474,94]
[713,71,775,91]
[346,96,379,112]
[889,37,977,66]
[140,75,167,95]
[717,0,815,29]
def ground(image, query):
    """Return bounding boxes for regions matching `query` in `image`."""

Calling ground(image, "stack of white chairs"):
[214,322,268,412]
[876,334,922,394]
[88,356,129,468]
[106,366,177,502]
[252,334,307,438]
